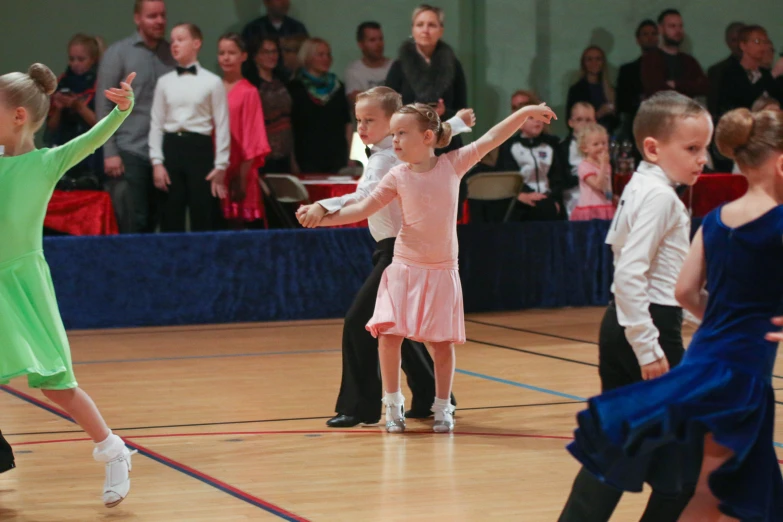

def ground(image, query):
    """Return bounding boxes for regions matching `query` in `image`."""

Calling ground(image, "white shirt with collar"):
[318,116,471,242]
[149,61,230,170]
[606,161,691,366]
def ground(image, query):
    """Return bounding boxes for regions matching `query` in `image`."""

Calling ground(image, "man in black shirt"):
[242,0,308,74]
[706,22,745,118]
[615,20,659,141]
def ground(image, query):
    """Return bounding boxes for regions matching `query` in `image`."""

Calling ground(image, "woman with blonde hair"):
[566,45,617,133]
[288,37,352,173]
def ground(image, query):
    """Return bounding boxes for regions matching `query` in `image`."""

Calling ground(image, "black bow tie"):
[176,65,197,76]
[365,146,374,159]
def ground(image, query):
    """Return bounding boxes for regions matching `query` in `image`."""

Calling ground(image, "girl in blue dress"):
[568,107,783,521]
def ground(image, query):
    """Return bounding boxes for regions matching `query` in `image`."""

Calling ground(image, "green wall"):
[3,0,781,135]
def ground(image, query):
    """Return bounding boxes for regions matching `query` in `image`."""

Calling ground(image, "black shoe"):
[326,414,379,428]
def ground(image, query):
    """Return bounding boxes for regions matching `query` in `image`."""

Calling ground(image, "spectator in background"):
[496,98,567,222]
[46,34,101,190]
[566,45,617,134]
[217,33,271,227]
[615,20,659,140]
[385,4,468,154]
[707,22,745,117]
[289,38,352,173]
[345,22,392,105]
[149,23,230,232]
[97,0,175,233]
[558,102,596,216]
[242,0,308,76]
[641,9,708,99]
[245,36,298,174]
[773,52,783,78]
[717,25,783,116]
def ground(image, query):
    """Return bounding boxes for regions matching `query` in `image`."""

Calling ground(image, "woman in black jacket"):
[385,4,468,154]
[566,46,618,134]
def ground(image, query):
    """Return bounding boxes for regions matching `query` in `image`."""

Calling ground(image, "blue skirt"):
[568,357,783,521]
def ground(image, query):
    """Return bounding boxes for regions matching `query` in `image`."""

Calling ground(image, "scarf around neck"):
[296,68,340,105]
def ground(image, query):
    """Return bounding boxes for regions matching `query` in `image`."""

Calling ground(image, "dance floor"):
[2,308,781,521]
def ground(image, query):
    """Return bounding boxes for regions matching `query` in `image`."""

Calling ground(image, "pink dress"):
[570,160,615,221]
[222,79,272,222]
[363,144,481,344]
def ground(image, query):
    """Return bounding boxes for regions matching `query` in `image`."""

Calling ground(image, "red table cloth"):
[45,190,118,236]
[614,173,747,218]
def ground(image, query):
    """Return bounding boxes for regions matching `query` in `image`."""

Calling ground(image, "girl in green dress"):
[0,63,136,507]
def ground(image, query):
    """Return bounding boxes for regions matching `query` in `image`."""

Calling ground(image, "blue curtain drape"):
[44,220,702,329]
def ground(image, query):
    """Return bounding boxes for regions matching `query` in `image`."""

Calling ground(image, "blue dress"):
[568,204,783,521]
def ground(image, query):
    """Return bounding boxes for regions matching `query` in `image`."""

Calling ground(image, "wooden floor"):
[1,308,781,521]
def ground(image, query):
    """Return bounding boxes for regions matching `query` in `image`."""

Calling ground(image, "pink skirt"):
[570,204,615,221]
[366,261,465,344]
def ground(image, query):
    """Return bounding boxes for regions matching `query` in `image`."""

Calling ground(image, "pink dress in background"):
[570,159,615,221]
[222,79,272,222]
[363,143,481,344]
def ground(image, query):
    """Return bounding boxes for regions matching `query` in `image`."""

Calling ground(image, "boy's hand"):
[297,203,327,228]
[456,108,476,128]
[517,192,547,206]
[641,357,670,380]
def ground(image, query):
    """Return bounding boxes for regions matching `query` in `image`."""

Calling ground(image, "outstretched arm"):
[46,73,135,180]
[317,195,387,227]
[473,103,556,159]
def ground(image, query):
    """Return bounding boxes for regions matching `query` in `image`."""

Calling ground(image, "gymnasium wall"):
[3,0,781,135]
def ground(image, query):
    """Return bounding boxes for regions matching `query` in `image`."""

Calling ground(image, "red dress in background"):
[223,79,271,222]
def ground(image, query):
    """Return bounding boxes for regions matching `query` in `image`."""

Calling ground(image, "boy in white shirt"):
[559,91,713,522]
[296,87,474,427]
[149,23,230,232]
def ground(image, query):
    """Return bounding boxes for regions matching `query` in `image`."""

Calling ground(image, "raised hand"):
[104,72,136,111]
[456,108,476,128]
[521,102,557,124]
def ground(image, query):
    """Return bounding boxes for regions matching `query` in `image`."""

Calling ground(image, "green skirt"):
[0,251,77,389]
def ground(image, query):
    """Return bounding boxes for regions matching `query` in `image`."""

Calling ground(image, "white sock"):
[432,397,450,412]
[93,431,125,462]
[383,390,405,406]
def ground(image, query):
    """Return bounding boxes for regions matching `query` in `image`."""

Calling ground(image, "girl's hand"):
[520,102,556,124]
[104,72,136,111]
[765,316,783,342]
[297,203,327,228]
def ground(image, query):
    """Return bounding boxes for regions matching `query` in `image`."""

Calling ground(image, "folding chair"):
[466,171,524,222]
[259,174,310,228]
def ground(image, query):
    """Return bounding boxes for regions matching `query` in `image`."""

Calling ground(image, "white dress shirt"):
[148,62,230,170]
[606,161,691,366]
[318,116,471,242]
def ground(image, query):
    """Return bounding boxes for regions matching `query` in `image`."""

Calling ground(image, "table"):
[614,173,747,218]
[45,190,118,236]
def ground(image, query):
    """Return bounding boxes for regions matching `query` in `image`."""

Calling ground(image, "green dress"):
[0,105,131,390]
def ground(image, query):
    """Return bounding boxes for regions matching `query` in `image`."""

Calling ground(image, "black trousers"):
[0,431,15,474]
[559,300,693,522]
[159,133,222,232]
[334,237,451,420]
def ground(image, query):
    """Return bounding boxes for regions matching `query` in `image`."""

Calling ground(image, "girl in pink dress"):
[312,102,556,433]
[570,123,615,221]
[217,33,271,225]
